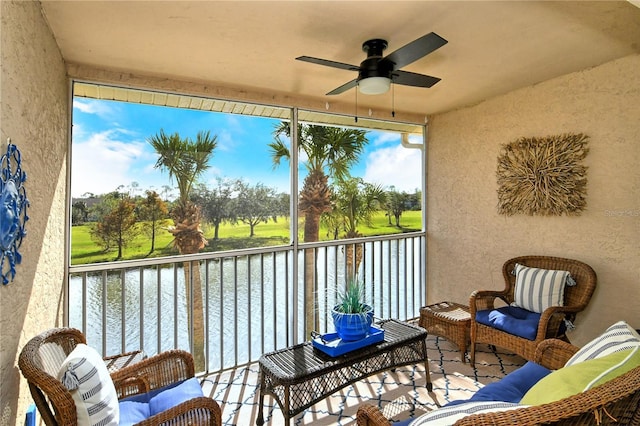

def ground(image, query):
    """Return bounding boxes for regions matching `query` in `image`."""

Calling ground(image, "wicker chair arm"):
[134,396,222,426]
[453,365,640,425]
[113,375,150,400]
[28,381,78,426]
[533,339,579,370]
[535,305,583,341]
[540,304,583,319]
[356,404,392,426]
[469,289,510,313]
[111,349,195,392]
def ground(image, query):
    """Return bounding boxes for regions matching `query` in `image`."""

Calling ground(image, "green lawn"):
[71,210,422,264]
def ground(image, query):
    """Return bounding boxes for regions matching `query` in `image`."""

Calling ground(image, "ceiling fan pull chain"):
[354,86,358,123]
[391,83,396,118]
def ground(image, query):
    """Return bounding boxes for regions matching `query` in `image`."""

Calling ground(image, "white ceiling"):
[40,1,640,117]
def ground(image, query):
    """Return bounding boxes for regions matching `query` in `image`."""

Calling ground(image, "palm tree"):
[270,123,368,242]
[270,123,368,334]
[333,177,387,240]
[332,177,387,277]
[148,129,217,371]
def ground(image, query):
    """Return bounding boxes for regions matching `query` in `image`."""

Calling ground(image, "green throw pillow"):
[520,347,640,405]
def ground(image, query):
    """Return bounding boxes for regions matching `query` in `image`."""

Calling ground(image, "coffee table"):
[256,318,431,425]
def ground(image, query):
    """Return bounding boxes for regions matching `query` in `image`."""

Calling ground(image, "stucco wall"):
[0,1,68,424]
[427,54,640,346]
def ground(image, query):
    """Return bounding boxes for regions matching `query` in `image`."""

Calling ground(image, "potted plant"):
[331,277,374,341]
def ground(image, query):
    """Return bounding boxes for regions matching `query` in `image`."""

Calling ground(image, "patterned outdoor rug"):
[201,335,525,425]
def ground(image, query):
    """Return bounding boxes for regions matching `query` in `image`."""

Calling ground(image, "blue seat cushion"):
[149,377,204,414]
[119,401,150,425]
[475,306,541,340]
[119,377,204,425]
[403,361,551,423]
[452,361,551,406]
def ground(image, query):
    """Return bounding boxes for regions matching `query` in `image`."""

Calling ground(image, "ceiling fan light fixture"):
[358,76,391,95]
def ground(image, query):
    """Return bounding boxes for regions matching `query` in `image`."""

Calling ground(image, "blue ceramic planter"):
[331,304,374,341]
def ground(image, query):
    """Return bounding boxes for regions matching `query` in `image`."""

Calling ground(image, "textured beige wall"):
[0,1,69,424]
[427,54,640,346]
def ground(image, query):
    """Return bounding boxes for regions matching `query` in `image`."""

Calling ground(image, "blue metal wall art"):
[1,139,29,285]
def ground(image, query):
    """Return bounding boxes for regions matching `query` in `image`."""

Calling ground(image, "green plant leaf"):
[337,277,367,314]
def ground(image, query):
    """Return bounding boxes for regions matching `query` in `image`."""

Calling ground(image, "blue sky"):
[71,98,423,199]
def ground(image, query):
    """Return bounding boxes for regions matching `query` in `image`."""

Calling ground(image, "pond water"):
[68,238,424,371]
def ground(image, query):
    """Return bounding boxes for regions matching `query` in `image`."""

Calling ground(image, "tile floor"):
[200,334,525,425]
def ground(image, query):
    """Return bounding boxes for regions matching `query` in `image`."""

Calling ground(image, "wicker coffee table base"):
[257,319,431,425]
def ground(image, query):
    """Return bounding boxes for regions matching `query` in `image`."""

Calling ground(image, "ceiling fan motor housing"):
[360,39,393,79]
[362,39,388,57]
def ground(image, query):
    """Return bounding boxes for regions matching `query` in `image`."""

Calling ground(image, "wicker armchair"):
[469,255,597,365]
[356,339,640,425]
[18,327,222,426]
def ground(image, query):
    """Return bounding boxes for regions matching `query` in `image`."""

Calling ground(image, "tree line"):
[72,179,289,259]
[71,179,420,260]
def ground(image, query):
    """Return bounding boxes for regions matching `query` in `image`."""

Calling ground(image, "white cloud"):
[216,129,235,152]
[73,98,117,118]
[363,145,423,193]
[71,122,87,140]
[370,131,400,147]
[224,114,244,132]
[71,130,152,197]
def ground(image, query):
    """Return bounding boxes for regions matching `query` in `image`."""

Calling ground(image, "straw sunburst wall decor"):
[496,133,589,216]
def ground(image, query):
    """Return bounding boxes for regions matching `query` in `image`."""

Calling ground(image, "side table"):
[419,301,471,363]
[103,350,146,373]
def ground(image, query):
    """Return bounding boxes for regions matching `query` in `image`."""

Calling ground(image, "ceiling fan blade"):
[326,79,358,95]
[392,70,441,88]
[384,32,448,70]
[296,56,359,71]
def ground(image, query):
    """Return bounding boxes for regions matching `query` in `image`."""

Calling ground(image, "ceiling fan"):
[297,32,447,96]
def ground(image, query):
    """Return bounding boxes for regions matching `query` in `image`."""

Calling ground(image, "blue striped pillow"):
[58,344,119,425]
[512,264,570,314]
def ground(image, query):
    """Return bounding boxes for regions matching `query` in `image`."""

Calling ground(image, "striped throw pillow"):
[512,263,570,314]
[565,321,640,367]
[409,401,527,425]
[58,344,119,425]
